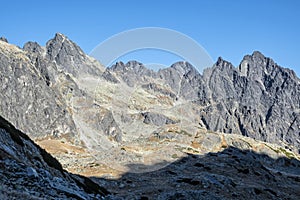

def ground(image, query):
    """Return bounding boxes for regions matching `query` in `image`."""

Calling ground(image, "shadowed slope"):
[94,146,300,199]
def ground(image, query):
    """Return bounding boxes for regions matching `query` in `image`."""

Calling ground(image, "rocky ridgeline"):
[97,147,300,199]
[0,33,299,151]
[0,115,109,199]
[106,52,300,151]
[0,33,300,199]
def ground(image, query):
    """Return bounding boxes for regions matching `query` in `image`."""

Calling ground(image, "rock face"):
[98,147,300,199]
[142,112,177,126]
[0,40,77,140]
[0,34,119,146]
[0,33,300,199]
[0,115,109,199]
[106,52,300,150]
[200,52,300,149]
[0,37,8,43]
[2,33,298,151]
[46,33,103,77]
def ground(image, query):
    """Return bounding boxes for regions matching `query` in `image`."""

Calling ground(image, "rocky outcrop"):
[46,33,103,77]
[0,115,109,199]
[142,112,177,126]
[200,51,300,149]
[158,61,204,101]
[0,33,299,166]
[107,53,300,150]
[0,37,8,43]
[0,40,77,140]
[99,147,300,199]
[109,61,156,87]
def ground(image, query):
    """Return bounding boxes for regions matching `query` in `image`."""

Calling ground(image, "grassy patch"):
[265,144,295,159]
[171,154,179,159]
[279,148,295,159]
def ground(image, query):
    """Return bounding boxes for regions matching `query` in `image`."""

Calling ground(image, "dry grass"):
[37,139,86,155]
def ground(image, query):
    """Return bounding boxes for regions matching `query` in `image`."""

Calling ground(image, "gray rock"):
[0,115,109,199]
[102,69,120,83]
[0,37,8,43]
[158,61,204,100]
[98,109,123,142]
[142,112,177,126]
[141,82,176,99]
[26,167,38,178]
[0,41,77,140]
[109,61,156,87]
[200,51,300,149]
[46,33,102,77]
[23,41,43,54]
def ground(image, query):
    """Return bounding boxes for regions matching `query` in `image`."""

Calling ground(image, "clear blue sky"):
[1,0,299,76]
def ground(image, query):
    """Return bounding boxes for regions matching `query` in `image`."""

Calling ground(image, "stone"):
[26,167,38,178]
[142,112,177,126]
[0,115,109,199]
[0,37,8,43]
[200,51,300,149]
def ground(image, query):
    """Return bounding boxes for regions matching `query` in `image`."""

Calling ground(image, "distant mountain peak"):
[54,32,67,39]
[23,41,43,54]
[0,36,8,43]
[45,33,103,77]
[169,61,197,74]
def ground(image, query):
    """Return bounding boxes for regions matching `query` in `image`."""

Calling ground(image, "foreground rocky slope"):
[0,115,109,199]
[97,147,300,199]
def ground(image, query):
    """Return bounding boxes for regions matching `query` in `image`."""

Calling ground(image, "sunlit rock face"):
[0,33,300,199]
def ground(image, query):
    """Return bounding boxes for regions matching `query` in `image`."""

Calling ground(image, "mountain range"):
[0,34,299,199]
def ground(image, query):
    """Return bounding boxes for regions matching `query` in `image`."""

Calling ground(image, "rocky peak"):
[126,60,146,70]
[46,33,102,77]
[110,61,125,71]
[199,51,300,149]
[166,61,200,78]
[47,33,104,77]
[0,37,8,43]
[109,61,156,87]
[111,61,152,74]
[23,41,43,55]
[215,57,235,72]
[238,51,271,79]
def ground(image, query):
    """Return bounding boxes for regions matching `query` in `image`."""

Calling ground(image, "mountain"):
[201,52,300,149]
[0,33,300,198]
[1,33,299,149]
[0,114,109,199]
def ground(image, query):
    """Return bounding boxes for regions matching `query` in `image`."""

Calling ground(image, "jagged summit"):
[0,33,300,198]
[168,61,200,75]
[0,34,299,150]
[45,33,103,77]
[0,37,8,43]
[110,60,147,71]
[23,41,43,54]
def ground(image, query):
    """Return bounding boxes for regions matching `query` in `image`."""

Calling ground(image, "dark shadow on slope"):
[94,147,300,200]
[0,115,110,198]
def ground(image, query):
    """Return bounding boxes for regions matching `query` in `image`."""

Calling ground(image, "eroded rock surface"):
[0,115,109,199]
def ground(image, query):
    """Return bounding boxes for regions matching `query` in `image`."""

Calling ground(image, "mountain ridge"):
[1,33,300,198]
[2,33,300,152]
